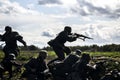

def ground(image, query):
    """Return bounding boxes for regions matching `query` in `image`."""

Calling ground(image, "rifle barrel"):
[75,33,93,40]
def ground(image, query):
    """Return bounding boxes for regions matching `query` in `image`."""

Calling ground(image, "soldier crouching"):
[21,50,48,80]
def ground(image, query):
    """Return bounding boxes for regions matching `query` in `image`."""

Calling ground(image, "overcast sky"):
[0,0,120,48]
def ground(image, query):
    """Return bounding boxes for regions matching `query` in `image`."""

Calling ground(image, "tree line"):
[42,44,120,52]
[1,44,118,52]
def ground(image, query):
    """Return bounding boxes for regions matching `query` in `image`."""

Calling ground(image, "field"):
[0,50,120,66]
[0,50,120,60]
[0,50,120,79]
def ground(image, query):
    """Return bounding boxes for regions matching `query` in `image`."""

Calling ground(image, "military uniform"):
[22,56,48,80]
[67,54,93,80]
[1,26,26,58]
[0,54,21,79]
[48,26,78,65]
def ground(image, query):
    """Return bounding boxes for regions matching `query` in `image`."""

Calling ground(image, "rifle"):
[74,33,93,41]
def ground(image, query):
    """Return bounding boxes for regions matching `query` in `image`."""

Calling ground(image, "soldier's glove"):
[74,33,80,38]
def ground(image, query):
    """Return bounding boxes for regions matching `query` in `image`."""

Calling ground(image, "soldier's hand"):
[74,33,80,38]
[24,43,27,48]
[24,45,28,50]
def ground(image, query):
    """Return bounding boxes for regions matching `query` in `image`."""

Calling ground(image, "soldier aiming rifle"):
[48,26,93,65]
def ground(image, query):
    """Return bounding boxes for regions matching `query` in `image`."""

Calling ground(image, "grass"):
[0,51,120,69]
[0,50,120,61]
[0,50,120,79]
[89,52,120,57]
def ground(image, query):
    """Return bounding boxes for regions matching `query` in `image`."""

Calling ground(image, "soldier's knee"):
[64,47,71,55]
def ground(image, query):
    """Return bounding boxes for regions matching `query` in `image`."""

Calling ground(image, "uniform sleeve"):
[66,33,77,42]
[39,61,48,72]
[24,59,35,71]
[14,32,23,40]
[0,32,7,41]
[16,35,23,40]
[14,32,27,47]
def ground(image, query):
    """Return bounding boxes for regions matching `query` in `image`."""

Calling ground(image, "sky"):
[0,0,120,48]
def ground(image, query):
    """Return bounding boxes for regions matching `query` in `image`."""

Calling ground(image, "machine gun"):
[74,33,93,41]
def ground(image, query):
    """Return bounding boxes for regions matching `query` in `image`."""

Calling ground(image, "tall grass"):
[89,52,120,57]
[0,50,120,62]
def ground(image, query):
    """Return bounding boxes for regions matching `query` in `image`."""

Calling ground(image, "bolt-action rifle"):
[74,33,93,41]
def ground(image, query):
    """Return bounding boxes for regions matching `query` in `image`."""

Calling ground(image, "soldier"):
[89,61,106,80]
[63,49,82,66]
[22,50,48,80]
[47,26,79,65]
[67,53,93,80]
[0,26,27,59]
[60,49,82,75]
[0,53,21,79]
[48,49,82,80]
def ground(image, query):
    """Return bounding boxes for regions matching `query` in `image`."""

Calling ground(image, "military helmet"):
[75,49,82,55]
[38,50,48,59]
[9,53,16,60]
[5,26,12,32]
[81,53,91,63]
[64,26,71,33]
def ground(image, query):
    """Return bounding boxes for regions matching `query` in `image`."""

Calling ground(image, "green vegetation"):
[89,52,120,58]
[0,50,120,61]
[0,50,120,79]
[43,44,120,52]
